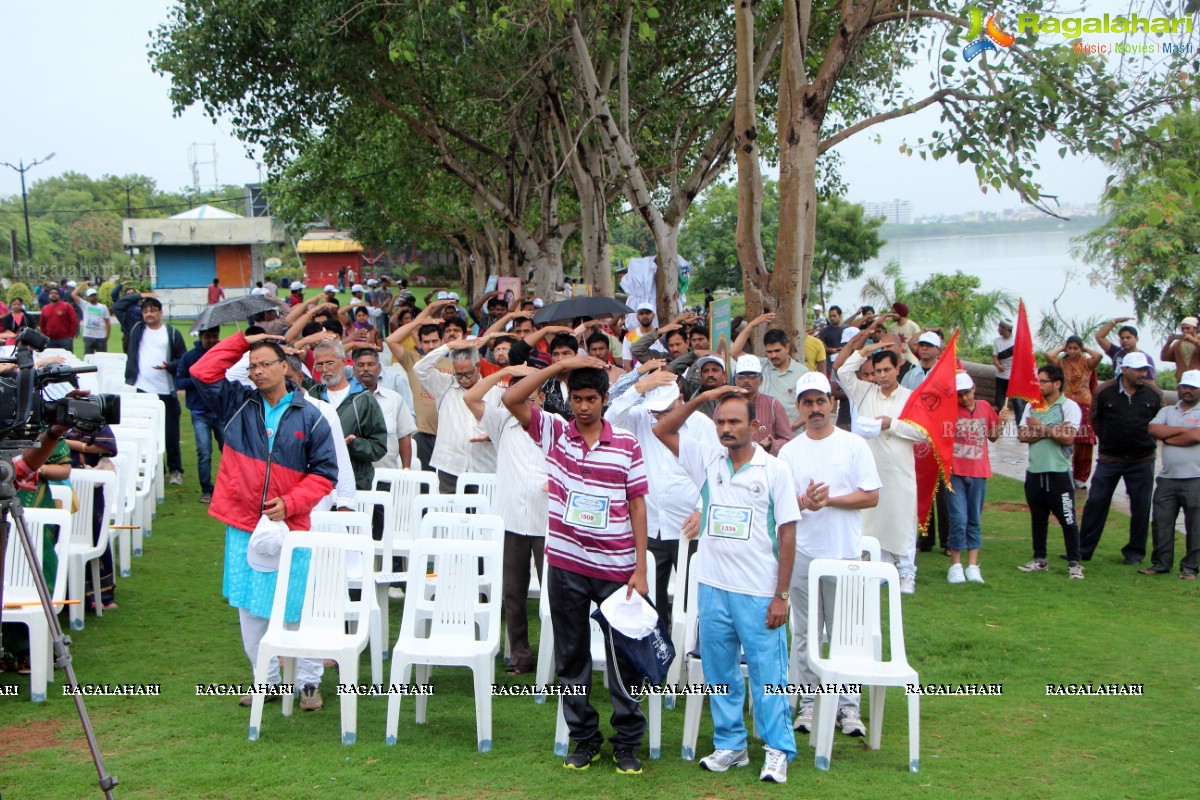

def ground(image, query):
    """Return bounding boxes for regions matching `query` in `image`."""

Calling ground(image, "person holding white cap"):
[605,368,719,627]
[71,281,111,354]
[947,372,1009,585]
[1076,349,1163,565]
[834,317,927,594]
[899,330,943,390]
[777,371,881,737]
[1160,316,1200,382]
[1145,369,1200,578]
[622,302,658,370]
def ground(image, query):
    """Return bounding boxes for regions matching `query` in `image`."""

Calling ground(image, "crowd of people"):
[4,275,1197,782]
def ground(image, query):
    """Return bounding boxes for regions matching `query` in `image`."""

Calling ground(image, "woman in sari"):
[1047,335,1104,489]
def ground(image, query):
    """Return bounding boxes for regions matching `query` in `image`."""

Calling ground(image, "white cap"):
[695,354,726,372]
[955,372,975,392]
[85,287,98,296]
[1179,369,1200,388]
[1183,316,1199,329]
[367,278,379,286]
[734,354,762,375]
[795,371,831,397]
[813,304,823,311]
[1121,351,1150,370]
[250,287,266,296]
[533,298,544,308]
[636,302,656,312]
[643,383,681,412]
[290,281,304,291]
[323,284,336,292]
[448,292,460,301]
[351,283,365,293]
[917,331,942,347]
[840,326,860,345]
[437,291,449,300]
[66,281,77,287]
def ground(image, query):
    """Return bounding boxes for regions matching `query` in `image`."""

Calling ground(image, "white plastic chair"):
[106,453,138,578]
[411,493,492,523]
[664,535,696,709]
[551,551,663,759]
[806,558,920,772]
[453,472,496,507]
[112,425,158,534]
[373,469,436,567]
[64,470,117,630]
[309,510,384,687]
[1,508,71,701]
[248,531,376,745]
[385,537,502,752]
[417,511,504,543]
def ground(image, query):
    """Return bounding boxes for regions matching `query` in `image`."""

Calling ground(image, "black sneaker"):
[613,749,643,775]
[563,738,602,770]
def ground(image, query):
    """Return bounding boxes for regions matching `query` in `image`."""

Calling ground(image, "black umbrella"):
[190,294,284,335]
[533,296,633,324]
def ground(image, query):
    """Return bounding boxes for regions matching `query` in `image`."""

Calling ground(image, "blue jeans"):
[948,475,987,551]
[192,413,225,494]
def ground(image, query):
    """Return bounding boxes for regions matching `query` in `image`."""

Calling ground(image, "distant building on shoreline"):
[861,198,914,225]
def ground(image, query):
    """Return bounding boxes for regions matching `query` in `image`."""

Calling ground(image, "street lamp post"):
[1,152,56,262]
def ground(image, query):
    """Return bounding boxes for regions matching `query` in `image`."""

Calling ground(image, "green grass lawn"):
[3,336,1196,798]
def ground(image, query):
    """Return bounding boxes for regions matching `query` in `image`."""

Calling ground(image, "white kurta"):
[838,351,925,553]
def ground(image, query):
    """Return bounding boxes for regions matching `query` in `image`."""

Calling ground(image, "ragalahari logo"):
[963,6,1015,61]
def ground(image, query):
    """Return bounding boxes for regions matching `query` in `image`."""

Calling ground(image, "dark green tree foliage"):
[1079,108,1200,334]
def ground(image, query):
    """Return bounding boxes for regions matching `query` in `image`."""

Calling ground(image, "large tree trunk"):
[734,0,768,329]
[653,224,680,320]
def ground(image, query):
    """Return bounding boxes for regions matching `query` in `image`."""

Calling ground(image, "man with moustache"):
[306,340,388,491]
[777,371,880,737]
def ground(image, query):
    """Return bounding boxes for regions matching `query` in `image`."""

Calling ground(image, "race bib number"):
[565,491,610,530]
[707,505,753,541]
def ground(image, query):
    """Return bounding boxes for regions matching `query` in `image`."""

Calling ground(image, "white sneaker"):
[1068,563,1085,580]
[699,748,750,772]
[759,746,788,783]
[965,565,985,584]
[793,704,814,732]
[168,471,184,486]
[899,576,916,594]
[387,586,405,600]
[947,564,965,584]
[838,707,867,737]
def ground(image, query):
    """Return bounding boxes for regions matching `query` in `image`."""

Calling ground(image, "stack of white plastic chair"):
[549,551,663,759]
[248,530,377,745]
[453,472,496,507]
[1,508,71,701]
[806,558,920,772]
[370,469,436,650]
[106,453,139,578]
[309,511,384,688]
[117,395,166,503]
[111,427,156,545]
[384,536,502,752]
[64,470,117,631]
[83,353,129,394]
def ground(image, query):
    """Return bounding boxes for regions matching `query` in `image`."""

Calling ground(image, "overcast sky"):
[1,2,1121,218]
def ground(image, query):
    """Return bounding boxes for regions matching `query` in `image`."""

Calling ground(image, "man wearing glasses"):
[305,340,388,492]
[414,337,500,493]
[191,332,340,711]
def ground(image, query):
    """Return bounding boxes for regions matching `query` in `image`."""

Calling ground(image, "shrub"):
[5,281,34,307]
[97,281,118,309]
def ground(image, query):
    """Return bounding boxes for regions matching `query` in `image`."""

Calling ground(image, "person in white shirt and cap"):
[605,368,719,626]
[777,370,881,737]
[899,330,943,390]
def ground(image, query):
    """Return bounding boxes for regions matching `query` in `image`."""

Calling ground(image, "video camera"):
[0,328,121,444]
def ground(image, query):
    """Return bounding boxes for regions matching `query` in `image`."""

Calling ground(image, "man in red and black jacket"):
[191,331,340,710]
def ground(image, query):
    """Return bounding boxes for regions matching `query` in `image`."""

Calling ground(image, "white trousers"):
[239,607,324,688]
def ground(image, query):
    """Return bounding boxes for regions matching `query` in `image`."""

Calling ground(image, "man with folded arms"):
[1143,369,1200,579]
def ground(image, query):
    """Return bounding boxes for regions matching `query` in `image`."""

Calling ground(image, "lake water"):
[830,226,1166,354]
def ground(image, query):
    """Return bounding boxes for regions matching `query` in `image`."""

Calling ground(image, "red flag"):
[1008,299,1046,412]
[900,331,960,531]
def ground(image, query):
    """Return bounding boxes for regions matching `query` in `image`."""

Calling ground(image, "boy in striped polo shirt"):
[503,354,651,775]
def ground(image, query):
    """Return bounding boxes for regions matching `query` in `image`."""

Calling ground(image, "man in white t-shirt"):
[654,384,801,784]
[992,319,1015,410]
[72,283,111,354]
[124,296,187,484]
[776,372,881,738]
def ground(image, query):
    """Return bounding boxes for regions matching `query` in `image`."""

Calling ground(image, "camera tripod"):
[0,452,118,798]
